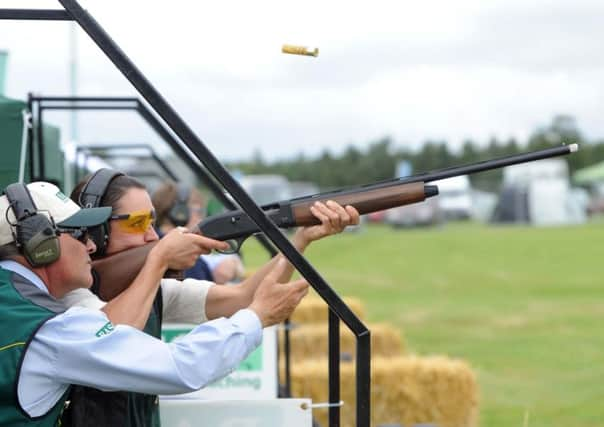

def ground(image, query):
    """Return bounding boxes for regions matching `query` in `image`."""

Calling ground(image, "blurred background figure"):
[152,181,245,284]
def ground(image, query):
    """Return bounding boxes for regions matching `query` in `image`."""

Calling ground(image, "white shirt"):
[60,277,214,324]
[0,262,262,418]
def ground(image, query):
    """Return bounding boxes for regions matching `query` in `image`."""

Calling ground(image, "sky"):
[1,0,603,162]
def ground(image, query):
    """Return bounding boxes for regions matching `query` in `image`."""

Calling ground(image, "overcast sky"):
[1,0,603,162]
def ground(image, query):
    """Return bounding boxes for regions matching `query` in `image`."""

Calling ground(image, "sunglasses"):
[110,210,156,234]
[58,227,90,245]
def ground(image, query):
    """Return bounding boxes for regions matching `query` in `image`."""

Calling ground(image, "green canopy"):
[0,50,7,95]
[0,95,27,188]
[0,95,64,189]
[573,161,604,185]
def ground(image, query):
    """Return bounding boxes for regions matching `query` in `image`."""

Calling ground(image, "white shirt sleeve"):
[161,278,214,324]
[60,279,214,325]
[18,306,262,417]
[58,287,106,310]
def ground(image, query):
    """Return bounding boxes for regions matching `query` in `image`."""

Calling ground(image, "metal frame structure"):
[74,143,180,182]
[28,96,278,249]
[1,4,371,426]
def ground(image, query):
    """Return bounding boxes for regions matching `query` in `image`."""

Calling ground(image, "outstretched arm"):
[21,258,306,418]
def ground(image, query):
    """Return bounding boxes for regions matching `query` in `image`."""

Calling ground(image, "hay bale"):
[290,295,366,324]
[281,323,405,363]
[290,355,479,427]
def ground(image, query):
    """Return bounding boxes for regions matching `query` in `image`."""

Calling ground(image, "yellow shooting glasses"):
[110,209,156,234]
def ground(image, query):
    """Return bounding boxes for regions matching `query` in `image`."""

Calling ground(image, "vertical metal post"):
[36,99,45,178]
[26,93,35,182]
[329,310,341,426]
[69,22,79,141]
[356,331,371,426]
[283,318,292,397]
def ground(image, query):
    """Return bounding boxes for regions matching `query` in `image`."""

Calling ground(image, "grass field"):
[242,220,604,427]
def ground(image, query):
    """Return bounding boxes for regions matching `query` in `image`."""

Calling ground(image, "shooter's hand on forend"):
[292,200,360,249]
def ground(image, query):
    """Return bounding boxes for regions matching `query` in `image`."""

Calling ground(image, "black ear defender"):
[167,183,190,227]
[4,183,61,267]
[78,168,124,256]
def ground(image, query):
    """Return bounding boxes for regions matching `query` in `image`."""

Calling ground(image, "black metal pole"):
[356,330,371,425]
[31,96,137,102]
[57,2,370,425]
[41,105,136,111]
[283,318,292,397]
[0,9,72,20]
[26,94,35,182]
[329,310,341,426]
[136,102,278,257]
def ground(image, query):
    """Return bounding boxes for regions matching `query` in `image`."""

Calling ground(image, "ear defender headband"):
[4,183,61,267]
[78,168,124,256]
[167,183,190,227]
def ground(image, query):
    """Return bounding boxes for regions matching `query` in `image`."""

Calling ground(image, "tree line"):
[227,115,604,192]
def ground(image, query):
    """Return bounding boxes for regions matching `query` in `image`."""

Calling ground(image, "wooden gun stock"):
[91,241,185,301]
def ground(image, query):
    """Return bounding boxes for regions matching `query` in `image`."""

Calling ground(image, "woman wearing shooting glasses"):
[59,169,359,427]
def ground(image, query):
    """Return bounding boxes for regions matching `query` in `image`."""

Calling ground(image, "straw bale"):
[281,323,405,363]
[290,295,366,324]
[290,355,479,427]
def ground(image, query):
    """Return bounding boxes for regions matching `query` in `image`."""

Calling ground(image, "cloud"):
[1,0,603,163]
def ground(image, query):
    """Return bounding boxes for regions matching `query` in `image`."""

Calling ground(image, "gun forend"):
[292,182,438,225]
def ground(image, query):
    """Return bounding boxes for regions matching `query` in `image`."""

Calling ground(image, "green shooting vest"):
[0,267,69,427]
[61,288,163,427]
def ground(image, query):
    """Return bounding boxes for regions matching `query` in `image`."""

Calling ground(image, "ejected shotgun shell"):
[282,44,319,57]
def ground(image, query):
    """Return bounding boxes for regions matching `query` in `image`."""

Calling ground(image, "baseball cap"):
[0,182,112,246]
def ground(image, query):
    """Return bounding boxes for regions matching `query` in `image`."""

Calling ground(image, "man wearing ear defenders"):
[0,181,314,427]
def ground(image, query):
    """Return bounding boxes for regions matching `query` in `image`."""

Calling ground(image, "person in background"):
[152,181,245,283]
[0,181,307,426]
[60,169,360,427]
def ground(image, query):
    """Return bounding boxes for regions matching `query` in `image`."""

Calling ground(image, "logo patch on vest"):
[95,321,115,337]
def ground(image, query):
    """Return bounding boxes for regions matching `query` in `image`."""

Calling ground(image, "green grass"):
[242,220,604,427]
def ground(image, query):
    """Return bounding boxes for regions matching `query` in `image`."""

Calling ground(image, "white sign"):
[159,398,312,427]
[162,323,277,400]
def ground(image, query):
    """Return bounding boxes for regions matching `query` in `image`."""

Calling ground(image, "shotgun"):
[91,144,577,300]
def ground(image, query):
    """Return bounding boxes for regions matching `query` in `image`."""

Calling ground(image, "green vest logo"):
[95,321,115,337]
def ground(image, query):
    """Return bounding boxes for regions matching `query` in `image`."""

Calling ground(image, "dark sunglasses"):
[58,227,90,245]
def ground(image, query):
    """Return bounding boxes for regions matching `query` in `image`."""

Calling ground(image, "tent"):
[491,159,585,225]
[0,95,28,187]
[0,50,7,95]
[0,95,64,189]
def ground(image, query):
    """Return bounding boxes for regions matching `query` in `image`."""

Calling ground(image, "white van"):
[433,175,472,220]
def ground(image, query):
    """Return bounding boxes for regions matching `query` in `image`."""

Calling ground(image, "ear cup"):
[78,169,123,256]
[19,215,61,266]
[167,184,190,227]
[4,183,61,267]
[168,203,189,227]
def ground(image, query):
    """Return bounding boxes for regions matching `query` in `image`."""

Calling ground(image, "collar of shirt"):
[0,260,49,294]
